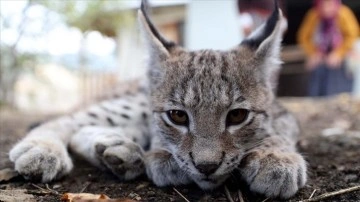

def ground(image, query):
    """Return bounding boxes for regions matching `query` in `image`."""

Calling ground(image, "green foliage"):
[35,0,134,38]
[1,0,132,106]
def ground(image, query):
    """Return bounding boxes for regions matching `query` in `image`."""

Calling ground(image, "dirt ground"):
[0,95,359,202]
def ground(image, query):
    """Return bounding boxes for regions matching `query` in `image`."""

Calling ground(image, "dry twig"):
[237,189,245,202]
[79,181,91,193]
[261,198,269,202]
[30,183,59,196]
[224,186,234,202]
[173,187,190,202]
[299,185,360,202]
[45,184,59,195]
[308,189,317,199]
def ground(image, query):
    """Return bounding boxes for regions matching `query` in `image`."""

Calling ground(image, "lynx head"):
[139,0,284,189]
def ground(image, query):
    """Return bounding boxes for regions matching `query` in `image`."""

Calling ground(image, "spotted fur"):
[9,0,306,199]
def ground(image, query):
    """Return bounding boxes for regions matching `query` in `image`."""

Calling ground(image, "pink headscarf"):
[314,0,341,19]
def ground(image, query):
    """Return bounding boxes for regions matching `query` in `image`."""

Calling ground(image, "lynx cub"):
[9,0,306,199]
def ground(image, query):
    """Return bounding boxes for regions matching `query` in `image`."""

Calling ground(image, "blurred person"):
[237,0,287,36]
[298,0,359,96]
[349,39,360,98]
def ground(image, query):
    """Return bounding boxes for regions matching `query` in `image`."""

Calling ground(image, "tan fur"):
[9,1,306,199]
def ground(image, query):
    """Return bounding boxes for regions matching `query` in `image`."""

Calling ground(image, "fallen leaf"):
[61,193,136,202]
[0,168,19,182]
[73,199,136,202]
[0,189,35,202]
[61,193,109,201]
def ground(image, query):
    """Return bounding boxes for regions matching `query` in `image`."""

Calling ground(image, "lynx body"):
[9,1,306,199]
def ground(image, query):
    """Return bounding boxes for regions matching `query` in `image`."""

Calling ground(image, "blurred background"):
[1,2,360,200]
[0,0,360,113]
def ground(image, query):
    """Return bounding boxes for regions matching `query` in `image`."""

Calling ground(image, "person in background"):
[298,0,359,96]
[237,0,287,37]
[349,39,360,98]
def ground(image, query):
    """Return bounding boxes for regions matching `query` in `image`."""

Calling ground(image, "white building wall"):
[117,24,147,81]
[117,0,243,81]
[185,0,242,50]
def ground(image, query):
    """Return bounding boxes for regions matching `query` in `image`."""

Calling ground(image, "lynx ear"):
[138,0,176,60]
[240,0,284,84]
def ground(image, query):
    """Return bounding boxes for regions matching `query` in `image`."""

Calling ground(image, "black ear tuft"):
[140,0,176,50]
[141,0,150,13]
[241,0,279,49]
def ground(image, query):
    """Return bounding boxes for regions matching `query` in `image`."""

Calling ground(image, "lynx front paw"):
[70,127,145,181]
[95,141,145,180]
[9,139,73,182]
[145,149,191,187]
[239,151,307,199]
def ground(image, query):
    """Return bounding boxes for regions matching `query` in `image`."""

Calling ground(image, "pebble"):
[147,190,156,196]
[0,184,10,189]
[52,184,61,189]
[135,182,149,190]
[128,192,141,201]
[344,174,358,182]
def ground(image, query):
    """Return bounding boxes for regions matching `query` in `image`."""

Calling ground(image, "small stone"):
[53,184,61,189]
[129,192,141,201]
[135,182,149,190]
[349,182,357,187]
[147,191,156,196]
[317,165,324,169]
[0,184,10,189]
[344,174,358,182]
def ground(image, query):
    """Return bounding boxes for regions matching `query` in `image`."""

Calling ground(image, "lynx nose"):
[195,163,219,176]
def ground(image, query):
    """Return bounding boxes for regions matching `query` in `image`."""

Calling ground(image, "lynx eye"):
[226,109,249,126]
[167,110,189,126]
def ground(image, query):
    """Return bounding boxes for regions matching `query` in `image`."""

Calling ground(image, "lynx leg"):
[9,135,73,182]
[9,117,75,182]
[238,140,307,199]
[145,149,192,187]
[70,126,145,180]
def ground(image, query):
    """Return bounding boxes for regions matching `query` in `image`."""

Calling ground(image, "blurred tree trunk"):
[0,1,31,107]
[79,33,88,105]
